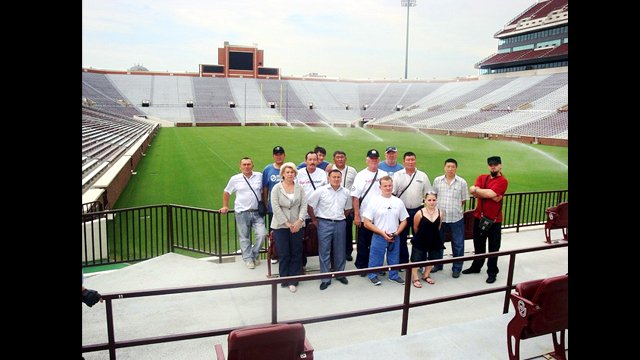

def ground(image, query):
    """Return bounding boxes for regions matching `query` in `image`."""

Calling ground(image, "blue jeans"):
[367,234,401,280]
[439,218,465,273]
[317,219,346,284]
[272,228,303,286]
[235,210,266,262]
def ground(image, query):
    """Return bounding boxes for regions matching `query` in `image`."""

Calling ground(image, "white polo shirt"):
[350,168,388,222]
[223,172,263,212]
[307,184,352,220]
[296,168,328,200]
[393,168,432,209]
[333,165,358,190]
[362,194,409,233]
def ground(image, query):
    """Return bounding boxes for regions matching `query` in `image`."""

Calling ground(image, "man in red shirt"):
[462,156,509,284]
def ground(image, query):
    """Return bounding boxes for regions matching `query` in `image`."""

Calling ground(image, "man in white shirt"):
[296,151,328,268]
[351,149,388,272]
[393,151,432,266]
[220,157,266,269]
[363,176,409,285]
[326,150,358,261]
[307,169,352,290]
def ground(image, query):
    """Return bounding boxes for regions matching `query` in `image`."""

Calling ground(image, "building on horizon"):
[475,0,568,75]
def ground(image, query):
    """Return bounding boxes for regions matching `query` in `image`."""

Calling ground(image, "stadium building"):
[475,0,568,75]
[82,2,568,357]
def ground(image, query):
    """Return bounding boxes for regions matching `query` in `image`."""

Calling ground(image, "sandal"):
[423,277,435,285]
[412,279,422,288]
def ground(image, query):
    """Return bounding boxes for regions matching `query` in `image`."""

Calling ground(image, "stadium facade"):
[475,0,568,75]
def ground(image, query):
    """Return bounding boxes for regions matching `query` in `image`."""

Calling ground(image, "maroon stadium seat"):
[444,210,475,242]
[544,202,568,243]
[214,323,314,360]
[507,274,568,360]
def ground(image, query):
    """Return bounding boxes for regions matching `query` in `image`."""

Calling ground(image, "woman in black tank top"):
[410,192,445,287]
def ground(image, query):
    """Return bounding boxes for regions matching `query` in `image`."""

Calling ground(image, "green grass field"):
[115,126,568,210]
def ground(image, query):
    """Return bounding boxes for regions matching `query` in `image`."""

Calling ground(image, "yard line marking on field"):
[193,133,237,172]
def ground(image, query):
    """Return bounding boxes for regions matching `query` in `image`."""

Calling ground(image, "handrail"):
[82,241,567,359]
[81,190,567,267]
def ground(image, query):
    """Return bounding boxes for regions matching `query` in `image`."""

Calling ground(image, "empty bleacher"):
[83,69,567,140]
[82,106,157,189]
[149,76,194,122]
[367,71,567,141]
[257,79,321,124]
[287,80,360,125]
[82,72,144,117]
[374,77,517,126]
[192,78,240,124]
[226,78,285,124]
[503,111,568,138]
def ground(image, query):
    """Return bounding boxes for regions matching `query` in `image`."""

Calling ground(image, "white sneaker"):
[254,258,261,266]
[246,261,255,269]
[271,259,279,264]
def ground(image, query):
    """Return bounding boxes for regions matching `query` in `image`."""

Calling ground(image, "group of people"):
[220,145,508,292]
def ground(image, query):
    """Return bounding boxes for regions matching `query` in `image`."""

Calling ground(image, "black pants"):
[345,213,354,257]
[398,207,421,264]
[355,225,374,269]
[468,217,502,276]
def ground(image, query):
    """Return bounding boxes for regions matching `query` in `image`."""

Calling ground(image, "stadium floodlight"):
[401,0,417,79]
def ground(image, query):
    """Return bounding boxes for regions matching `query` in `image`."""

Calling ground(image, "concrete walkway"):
[82,226,568,359]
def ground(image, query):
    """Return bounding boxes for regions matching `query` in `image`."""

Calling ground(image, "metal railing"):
[81,241,568,359]
[81,190,567,267]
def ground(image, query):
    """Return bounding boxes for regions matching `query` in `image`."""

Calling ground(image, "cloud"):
[82,0,539,79]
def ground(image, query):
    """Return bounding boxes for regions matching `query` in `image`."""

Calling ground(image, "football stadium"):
[82,1,568,359]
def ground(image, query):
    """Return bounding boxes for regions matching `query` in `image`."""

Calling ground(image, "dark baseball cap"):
[385,146,398,153]
[487,156,501,165]
[273,146,285,154]
[366,149,380,158]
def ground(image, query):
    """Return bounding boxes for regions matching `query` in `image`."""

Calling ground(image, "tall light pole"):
[401,0,416,79]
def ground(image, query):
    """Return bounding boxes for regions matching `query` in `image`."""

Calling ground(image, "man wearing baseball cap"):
[378,146,404,177]
[263,146,286,264]
[463,156,508,284]
[351,149,388,273]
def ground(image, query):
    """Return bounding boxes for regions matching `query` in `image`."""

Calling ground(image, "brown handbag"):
[303,222,319,257]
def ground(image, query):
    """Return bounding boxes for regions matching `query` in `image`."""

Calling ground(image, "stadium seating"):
[82,69,567,139]
[507,274,568,360]
[192,77,240,123]
[82,106,156,189]
[544,201,568,243]
[82,72,144,117]
[214,323,314,360]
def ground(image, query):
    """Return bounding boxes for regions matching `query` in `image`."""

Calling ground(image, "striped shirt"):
[432,174,469,223]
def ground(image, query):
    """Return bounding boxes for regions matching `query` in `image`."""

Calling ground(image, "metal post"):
[401,0,417,79]
[244,82,247,126]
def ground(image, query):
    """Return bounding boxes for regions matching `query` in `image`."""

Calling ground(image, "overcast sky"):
[82,0,535,80]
